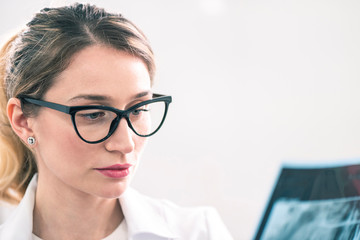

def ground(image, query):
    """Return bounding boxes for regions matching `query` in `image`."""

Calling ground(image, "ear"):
[7,98,34,144]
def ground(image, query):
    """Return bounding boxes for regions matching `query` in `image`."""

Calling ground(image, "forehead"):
[44,45,151,103]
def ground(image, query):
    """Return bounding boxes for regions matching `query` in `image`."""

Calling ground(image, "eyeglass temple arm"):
[22,97,70,113]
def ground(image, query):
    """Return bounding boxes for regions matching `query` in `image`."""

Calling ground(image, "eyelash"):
[131,108,149,116]
[79,111,106,120]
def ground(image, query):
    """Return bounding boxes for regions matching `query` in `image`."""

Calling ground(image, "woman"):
[0,3,232,240]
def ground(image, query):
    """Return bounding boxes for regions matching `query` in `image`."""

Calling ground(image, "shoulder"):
[121,188,233,240]
[160,199,233,240]
[0,175,37,239]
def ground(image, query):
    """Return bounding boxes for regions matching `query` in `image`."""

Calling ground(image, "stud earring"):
[27,137,36,145]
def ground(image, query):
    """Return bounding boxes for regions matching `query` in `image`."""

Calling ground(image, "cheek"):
[33,113,93,168]
[129,137,148,182]
[37,114,75,146]
[134,136,148,157]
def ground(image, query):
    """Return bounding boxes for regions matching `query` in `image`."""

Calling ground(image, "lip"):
[95,164,132,179]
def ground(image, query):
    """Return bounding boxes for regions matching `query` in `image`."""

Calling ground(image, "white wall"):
[2,0,360,239]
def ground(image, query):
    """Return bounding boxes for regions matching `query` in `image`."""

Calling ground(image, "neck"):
[33,173,123,240]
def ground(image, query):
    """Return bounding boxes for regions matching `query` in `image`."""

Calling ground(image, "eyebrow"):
[68,91,152,103]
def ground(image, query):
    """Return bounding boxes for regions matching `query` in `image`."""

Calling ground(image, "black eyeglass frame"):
[19,94,172,144]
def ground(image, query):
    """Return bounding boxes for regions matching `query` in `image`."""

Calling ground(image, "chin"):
[97,182,129,199]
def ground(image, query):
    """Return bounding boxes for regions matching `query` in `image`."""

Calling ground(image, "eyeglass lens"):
[74,101,166,142]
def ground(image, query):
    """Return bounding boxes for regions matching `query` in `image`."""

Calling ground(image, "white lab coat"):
[0,175,233,239]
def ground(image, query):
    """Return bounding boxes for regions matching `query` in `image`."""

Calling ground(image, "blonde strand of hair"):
[0,34,35,204]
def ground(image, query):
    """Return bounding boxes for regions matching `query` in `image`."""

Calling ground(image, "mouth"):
[95,164,132,178]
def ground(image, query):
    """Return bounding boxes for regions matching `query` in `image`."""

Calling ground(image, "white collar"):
[0,174,177,239]
[120,188,178,239]
[0,174,37,240]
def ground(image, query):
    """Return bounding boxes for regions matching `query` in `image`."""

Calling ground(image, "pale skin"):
[7,45,152,239]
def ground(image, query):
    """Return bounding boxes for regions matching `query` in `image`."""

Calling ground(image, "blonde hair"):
[0,3,155,204]
[0,35,37,204]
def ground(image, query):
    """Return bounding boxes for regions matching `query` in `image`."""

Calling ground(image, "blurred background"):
[2,0,360,239]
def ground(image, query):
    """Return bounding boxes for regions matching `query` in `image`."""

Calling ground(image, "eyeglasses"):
[20,94,172,144]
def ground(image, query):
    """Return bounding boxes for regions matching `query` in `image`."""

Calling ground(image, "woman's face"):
[30,45,151,199]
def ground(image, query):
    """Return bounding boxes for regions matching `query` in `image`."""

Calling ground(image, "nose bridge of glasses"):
[110,112,132,134]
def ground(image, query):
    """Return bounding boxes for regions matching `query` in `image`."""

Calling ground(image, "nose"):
[104,117,135,154]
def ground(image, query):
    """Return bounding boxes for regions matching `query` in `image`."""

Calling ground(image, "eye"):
[85,112,105,119]
[130,103,150,116]
[131,108,149,116]
[75,109,116,128]
[77,111,107,121]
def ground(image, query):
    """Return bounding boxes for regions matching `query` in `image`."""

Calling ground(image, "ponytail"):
[0,35,37,204]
